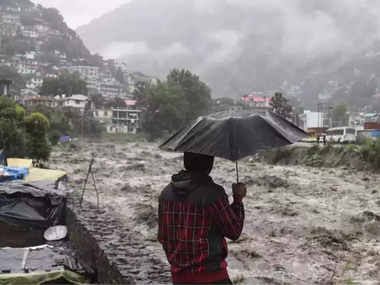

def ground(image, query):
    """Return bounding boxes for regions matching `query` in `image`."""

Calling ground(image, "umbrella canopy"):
[160,110,307,161]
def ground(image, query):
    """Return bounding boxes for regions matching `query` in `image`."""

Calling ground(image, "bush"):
[24,112,51,162]
[360,139,380,170]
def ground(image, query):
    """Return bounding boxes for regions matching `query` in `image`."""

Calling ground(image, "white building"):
[94,108,112,123]
[68,65,100,92]
[60,94,89,113]
[68,65,99,79]
[26,77,43,90]
[300,111,330,130]
[99,81,124,98]
[16,60,38,75]
[20,26,39,38]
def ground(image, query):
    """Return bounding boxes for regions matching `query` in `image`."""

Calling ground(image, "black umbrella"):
[160,110,307,182]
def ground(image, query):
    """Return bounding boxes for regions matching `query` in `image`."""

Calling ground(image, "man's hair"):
[183,152,214,174]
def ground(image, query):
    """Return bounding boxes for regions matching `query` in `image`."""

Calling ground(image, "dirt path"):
[49,142,380,284]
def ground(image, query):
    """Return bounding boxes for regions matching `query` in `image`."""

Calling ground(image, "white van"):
[326,127,356,143]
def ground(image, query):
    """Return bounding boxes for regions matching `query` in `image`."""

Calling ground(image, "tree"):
[40,71,88,96]
[167,69,211,121]
[0,97,26,157]
[90,94,105,109]
[115,67,125,84]
[270,92,293,118]
[142,82,188,139]
[28,105,72,145]
[24,112,51,162]
[331,104,349,127]
[136,69,211,139]
[104,97,126,109]
[134,81,151,106]
[0,66,25,93]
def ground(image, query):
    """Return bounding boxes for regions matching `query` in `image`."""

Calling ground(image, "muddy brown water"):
[48,141,380,284]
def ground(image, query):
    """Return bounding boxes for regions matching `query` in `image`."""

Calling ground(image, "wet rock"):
[280,207,298,217]
[309,227,349,251]
[134,204,157,228]
[253,175,290,189]
[125,163,146,172]
[120,183,133,192]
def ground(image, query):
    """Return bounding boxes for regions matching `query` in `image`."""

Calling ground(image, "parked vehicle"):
[326,127,356,143]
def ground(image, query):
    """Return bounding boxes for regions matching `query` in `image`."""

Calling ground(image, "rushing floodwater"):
[49,141,380,284]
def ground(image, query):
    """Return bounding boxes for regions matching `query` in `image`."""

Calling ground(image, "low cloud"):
[32,0,130,28]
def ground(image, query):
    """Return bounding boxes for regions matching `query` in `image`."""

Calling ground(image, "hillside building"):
[99,80,125,98]
[94,108,112,124]
[300,111,330,130]
[108,108,142,134]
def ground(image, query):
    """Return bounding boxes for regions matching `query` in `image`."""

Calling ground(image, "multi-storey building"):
[26,77,43,90]
[59,94,89,113]
[99,80,125,98]
[300,111,330,131]
[68,65,100,92]
[108,108,142,134]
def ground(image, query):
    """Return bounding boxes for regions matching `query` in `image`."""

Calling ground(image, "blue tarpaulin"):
[0,167,29,182]
[370,130,380,138]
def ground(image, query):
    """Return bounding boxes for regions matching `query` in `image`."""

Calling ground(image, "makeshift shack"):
[0,159,90,284]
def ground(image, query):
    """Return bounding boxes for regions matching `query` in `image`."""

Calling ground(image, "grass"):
[262,139,380,171]
[359,139,380,170]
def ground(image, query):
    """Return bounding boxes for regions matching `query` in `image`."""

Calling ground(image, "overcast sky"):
[32,0,130,29]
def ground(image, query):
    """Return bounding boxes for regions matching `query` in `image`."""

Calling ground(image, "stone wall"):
[65,193,170,284]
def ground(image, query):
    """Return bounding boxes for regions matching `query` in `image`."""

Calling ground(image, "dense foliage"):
[0,96,50,161]
[29,104,104,142]
[24,112,50,161]
[360,139,380,170]
[137,69,211,139]
[40,71,88,96]
[331,104,349,127]
[270,92,293,118]
[0,66,25,94]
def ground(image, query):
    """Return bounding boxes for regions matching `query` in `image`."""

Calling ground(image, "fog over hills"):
[77,0,380,108]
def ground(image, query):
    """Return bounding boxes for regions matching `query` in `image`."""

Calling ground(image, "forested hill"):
[77,0,380,110]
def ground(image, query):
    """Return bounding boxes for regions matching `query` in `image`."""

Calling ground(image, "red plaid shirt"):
[158,181,244,284]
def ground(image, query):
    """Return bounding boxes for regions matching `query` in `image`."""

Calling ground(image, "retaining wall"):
[65,193,170,284]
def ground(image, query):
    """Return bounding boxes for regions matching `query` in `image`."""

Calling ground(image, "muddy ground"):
[49,141,380,285]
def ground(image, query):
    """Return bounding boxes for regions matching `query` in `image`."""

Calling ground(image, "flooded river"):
[49,141,380,284]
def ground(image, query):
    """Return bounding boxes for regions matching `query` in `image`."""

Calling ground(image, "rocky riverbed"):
[49,141,380,284]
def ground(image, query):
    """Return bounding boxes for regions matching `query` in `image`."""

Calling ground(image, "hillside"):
[0,0,104,94]
[77,0,380,109]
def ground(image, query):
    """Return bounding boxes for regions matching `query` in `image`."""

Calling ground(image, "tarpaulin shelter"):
[0,181,70,229]
[0,245,87,284]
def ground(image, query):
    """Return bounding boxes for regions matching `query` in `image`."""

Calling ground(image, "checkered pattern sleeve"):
[210,193,245,241]
[157,201,165,244]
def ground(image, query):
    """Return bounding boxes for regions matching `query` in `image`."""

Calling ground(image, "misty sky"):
[32,0,130,29]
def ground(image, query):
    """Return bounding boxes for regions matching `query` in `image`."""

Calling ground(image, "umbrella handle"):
[235,161,239,183]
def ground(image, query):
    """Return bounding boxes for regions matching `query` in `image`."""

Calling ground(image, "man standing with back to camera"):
[158,152,246,284]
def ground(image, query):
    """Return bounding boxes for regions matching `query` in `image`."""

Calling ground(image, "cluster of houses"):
[241,92,380,141]
[0,2,157,101]
[0,2,163,135]
[20,93,142,135]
